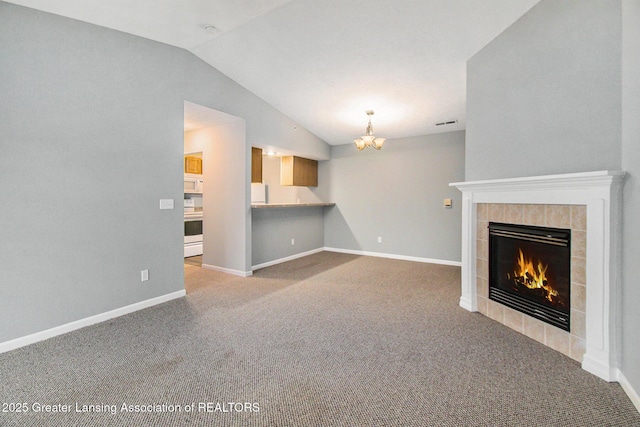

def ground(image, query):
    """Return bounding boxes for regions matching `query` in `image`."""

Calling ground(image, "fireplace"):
[451,171,625,382]
[489,222,571,331]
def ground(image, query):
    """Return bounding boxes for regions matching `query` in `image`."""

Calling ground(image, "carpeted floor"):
[1,252,638,426]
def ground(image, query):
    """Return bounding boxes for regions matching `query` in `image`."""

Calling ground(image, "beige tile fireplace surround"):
[451,171,625,382]
[475,203,587,362]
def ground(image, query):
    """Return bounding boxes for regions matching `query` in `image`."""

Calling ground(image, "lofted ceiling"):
[7,0,540,145]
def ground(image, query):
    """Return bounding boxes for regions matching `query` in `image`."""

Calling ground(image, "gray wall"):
[467,0,640,398]
[0,2,328,343]
[322,132,465,263]
[252,207,325,267]
[621,0,640,400]
[465,0,621,181]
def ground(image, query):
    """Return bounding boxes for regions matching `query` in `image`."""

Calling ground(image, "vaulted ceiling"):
[6,0,540,145]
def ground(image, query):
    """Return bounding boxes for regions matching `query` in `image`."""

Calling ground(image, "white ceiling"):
[183,101,243,132]
[8,0,540,145]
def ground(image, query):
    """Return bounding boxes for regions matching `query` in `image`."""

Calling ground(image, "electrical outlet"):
[378,236,382,243]
[291,238,295,245]
[141,270,149,282]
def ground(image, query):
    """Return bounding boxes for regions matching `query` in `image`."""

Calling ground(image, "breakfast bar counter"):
[251,202,335,209]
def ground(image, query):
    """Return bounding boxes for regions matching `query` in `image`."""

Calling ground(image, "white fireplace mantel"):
[450,170,625,382]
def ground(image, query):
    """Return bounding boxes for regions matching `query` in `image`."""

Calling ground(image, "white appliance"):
[184,212,203,257]
[251,183,266,204]
[183,198,195,213]
[184,198,203,257]
[184,174,204,194]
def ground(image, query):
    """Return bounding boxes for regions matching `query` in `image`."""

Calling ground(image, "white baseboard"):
[251,248,461,272]
[459,296,475,312]
[202,263,253,277]
[618,369,640,413]
[0,290,186,354]
[252,248,324,271]
[323,247,462,267]
[582,354,619,382]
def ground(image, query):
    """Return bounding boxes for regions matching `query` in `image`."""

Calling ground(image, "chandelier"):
[353,110,385,151]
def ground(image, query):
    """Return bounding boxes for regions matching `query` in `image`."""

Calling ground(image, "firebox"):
[489,222,571,331]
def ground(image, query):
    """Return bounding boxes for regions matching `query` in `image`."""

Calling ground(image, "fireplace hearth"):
[489,222,571,331]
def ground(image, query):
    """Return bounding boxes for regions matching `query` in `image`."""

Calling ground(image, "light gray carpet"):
[1,252,638,426]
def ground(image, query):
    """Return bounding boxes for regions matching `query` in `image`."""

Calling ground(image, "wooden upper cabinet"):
[280,156,318,187]
[251,147,263,183]
[184,155,202,174]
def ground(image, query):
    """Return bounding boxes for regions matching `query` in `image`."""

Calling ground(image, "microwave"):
[184,175,204,194]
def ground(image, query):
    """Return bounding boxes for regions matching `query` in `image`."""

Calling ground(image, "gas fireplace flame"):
[513,248,559,302]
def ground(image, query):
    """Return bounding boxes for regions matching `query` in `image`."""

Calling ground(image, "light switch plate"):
[444,198,452,208]
[160,199,174,210]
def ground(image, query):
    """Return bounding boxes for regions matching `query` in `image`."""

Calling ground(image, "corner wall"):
[620,0,640,409]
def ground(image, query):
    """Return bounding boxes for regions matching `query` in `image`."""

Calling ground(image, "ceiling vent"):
[435,120,458,126]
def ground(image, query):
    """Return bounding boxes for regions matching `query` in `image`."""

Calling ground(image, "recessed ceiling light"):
[204,25,218,34]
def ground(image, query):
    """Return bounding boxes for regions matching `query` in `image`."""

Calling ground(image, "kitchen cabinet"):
[280,156,318,187]
[184,155,202,174]
[251,147,263,183]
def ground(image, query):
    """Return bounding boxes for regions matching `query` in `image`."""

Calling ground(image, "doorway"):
[183,101,250,289]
